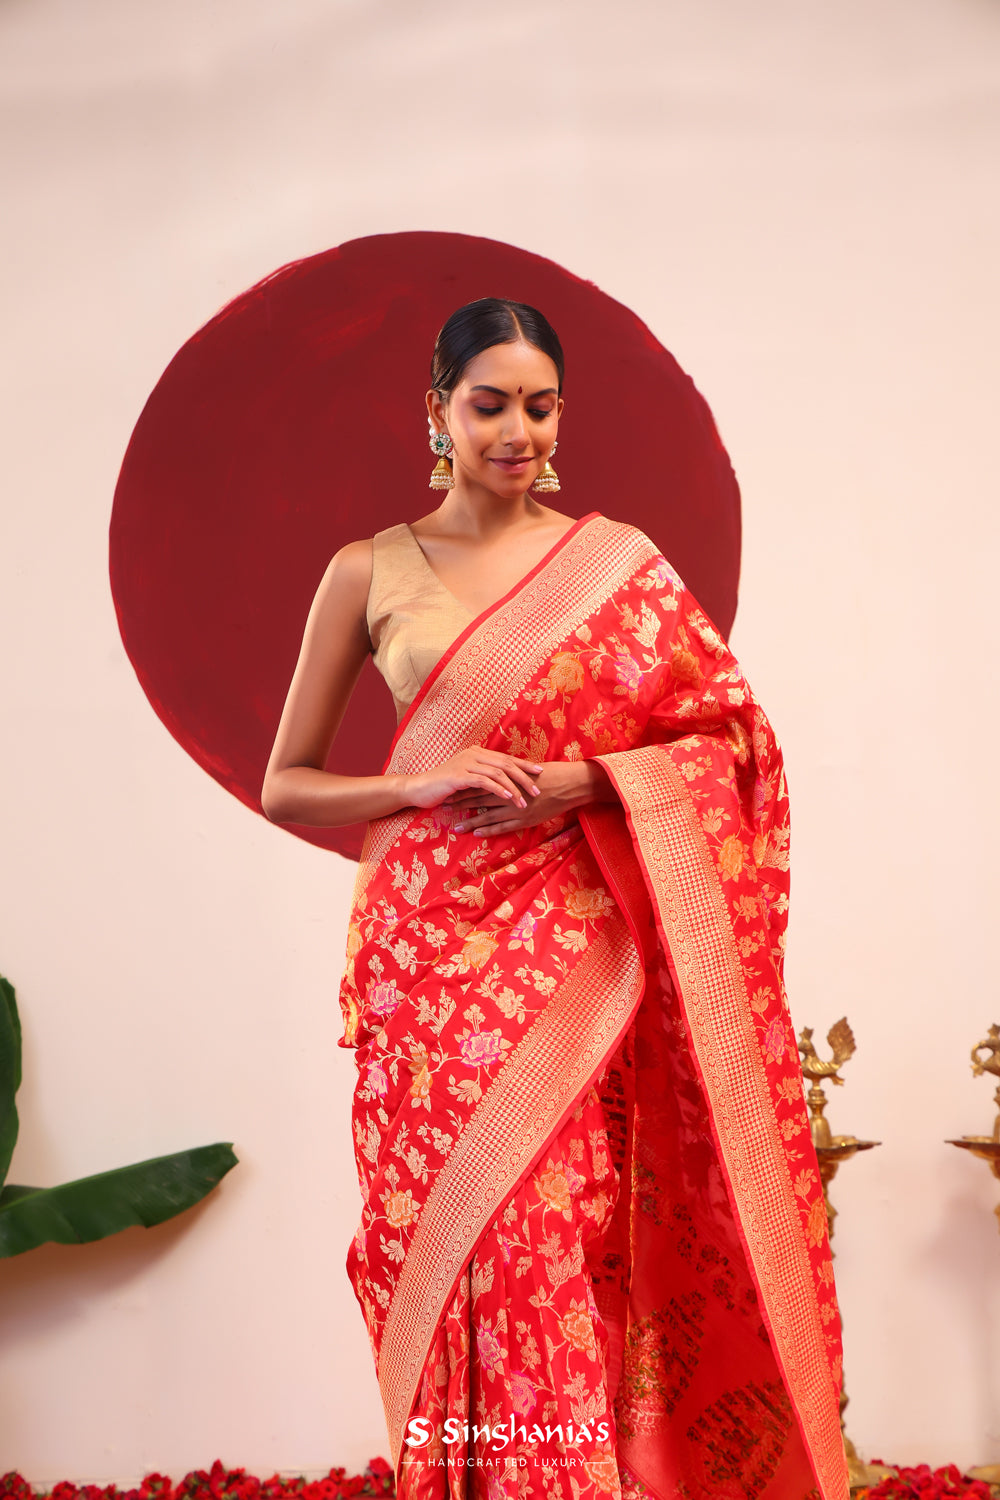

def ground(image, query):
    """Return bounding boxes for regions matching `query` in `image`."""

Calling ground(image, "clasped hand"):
[406,747,594,837]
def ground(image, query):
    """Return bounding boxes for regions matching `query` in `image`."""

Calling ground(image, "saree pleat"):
[400,1071,623,1500]
[339,515,848,1500]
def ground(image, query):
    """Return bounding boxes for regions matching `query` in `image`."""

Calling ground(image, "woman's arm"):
[261,540,403,826]
[261,543,545,828]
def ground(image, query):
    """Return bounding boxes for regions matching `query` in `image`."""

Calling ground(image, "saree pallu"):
[338,513,848,1500]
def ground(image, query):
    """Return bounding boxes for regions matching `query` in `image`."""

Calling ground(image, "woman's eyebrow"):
[470,384,558,397]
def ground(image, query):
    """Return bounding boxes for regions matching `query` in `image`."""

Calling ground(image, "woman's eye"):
[472,405,553,419]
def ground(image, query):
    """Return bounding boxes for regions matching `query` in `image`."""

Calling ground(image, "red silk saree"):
[338,513,847,1500]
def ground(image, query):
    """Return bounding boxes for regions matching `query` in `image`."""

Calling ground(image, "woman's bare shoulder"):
[307,538,376,623]
[330,535,375,574]
[319,536,374,588]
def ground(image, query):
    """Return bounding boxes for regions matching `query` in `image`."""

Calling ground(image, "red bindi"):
[518,385,522,393]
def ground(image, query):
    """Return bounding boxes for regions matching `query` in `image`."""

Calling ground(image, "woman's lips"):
[490,457,533,470]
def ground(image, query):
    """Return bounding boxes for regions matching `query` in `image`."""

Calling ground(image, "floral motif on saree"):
[338,514,848,1500]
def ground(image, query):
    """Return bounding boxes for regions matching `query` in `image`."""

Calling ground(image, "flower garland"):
[0,1461,395,1500]
[855,1465,997,1500]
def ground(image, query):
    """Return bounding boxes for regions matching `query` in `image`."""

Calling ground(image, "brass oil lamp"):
[945,1024,1000,1487]
[798,1018,888,1491]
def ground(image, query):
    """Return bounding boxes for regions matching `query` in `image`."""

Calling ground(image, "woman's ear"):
[426,388,448,432]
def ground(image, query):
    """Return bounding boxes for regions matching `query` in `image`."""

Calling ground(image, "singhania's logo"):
[404,1417,611,1454]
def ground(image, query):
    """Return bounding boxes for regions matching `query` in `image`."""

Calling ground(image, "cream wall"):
[2,0,999,1484]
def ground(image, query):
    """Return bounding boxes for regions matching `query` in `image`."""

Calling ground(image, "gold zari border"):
[596,747,849,1500]
[379,910,643,1472]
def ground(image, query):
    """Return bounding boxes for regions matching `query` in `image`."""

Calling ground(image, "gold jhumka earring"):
[532,439,560,494]
[428,426,455,490]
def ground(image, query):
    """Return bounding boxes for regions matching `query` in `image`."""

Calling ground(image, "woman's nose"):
[501,412,529,447]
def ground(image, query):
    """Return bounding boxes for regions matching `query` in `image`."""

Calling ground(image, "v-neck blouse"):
[367,523,473,723]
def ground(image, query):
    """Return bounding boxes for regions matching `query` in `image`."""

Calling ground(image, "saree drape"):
[338,513,847,1500]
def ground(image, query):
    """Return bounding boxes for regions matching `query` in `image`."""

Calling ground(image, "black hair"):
[430,297,564,397]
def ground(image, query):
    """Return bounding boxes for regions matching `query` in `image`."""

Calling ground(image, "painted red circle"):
[110,231,740,860]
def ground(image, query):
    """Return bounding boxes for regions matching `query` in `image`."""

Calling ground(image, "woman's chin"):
[465,469,539,501]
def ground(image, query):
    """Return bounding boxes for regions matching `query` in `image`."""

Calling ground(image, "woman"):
[262,299,847,1500]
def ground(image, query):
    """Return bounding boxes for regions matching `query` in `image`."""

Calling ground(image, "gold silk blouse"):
[366,523,473,723]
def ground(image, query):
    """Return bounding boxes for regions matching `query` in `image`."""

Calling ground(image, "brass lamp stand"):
[798,1019,890,1491]
[945,1024,1000,1488]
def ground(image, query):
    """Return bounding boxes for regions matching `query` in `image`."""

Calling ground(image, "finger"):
[471,753,544,800]
[475,817,523,837]
[495,756,545,798]
[479,752,544,774]
[447,774,515,806]
[455,802,520,834]
[455,814,494,834]
[508,771,541,800]
[513,757,546,777]
[453,801,489,833]
[479,751,544,771]
[473,770,529,809]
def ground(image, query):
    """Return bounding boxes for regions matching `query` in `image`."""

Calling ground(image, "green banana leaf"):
[0,976,21,1184]
[0,1142,239,1257]
[0,972,239,1258]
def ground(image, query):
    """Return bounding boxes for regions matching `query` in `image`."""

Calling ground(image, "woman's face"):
[427,339,563,498]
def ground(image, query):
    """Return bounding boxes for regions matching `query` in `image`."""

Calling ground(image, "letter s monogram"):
[405,1418,432,1447]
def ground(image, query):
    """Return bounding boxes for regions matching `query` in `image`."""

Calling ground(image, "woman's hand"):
[405,748,545,813]
[447,760,616,837]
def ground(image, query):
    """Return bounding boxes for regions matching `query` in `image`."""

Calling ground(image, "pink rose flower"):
[510,911,537,943]
[475,1318,504,1373]
[763,1015,788,1064]
[366,979,401,1018]
[459,1029,504,1068]
[614,652,643,691]
[365,1061,388,1096]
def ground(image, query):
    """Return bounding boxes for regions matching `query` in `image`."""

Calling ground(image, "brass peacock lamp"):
[798,1018,887,1490]
[946,1023,1000,1232]
[945,1024,1000,1488]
